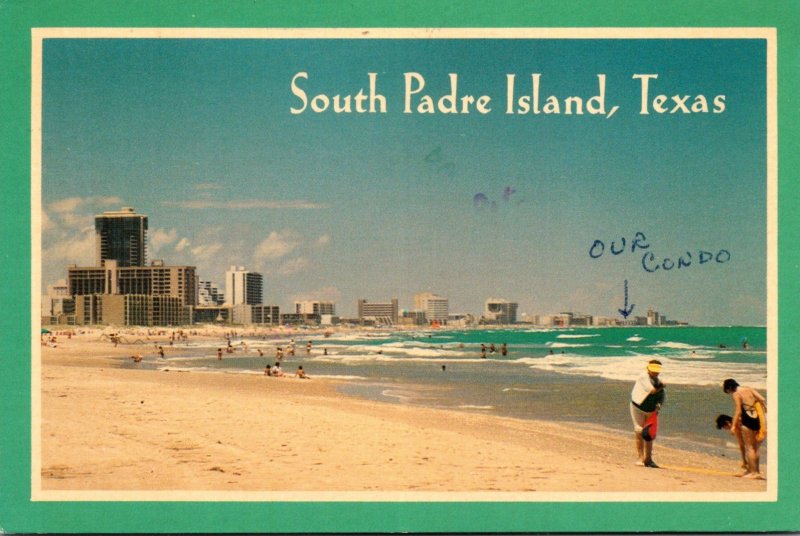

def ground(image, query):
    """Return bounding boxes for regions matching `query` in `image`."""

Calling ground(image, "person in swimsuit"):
[723,378,767,479]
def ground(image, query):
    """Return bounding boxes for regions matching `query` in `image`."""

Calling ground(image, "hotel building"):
[94,207,148,267]
[67,260,197,306]
[67,260,197,326]
[224,266,263,306]
[413,292,449,324]
[483,298,519,324]
[357,298,399,325]
[59,207,197,326]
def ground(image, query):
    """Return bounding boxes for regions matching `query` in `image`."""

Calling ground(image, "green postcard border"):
[2,0,798,533]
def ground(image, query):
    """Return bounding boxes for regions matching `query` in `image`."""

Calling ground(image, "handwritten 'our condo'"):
[289,72,727,117]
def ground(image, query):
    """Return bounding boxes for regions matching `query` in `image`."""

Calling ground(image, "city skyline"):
[40,35,768,324]
[45,203,693,325]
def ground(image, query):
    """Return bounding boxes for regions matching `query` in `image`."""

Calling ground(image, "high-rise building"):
[94,207,148,267]
[357,298,399,325]
[56,207,199,326]
[224,266,263,305]
[413,292,449,323]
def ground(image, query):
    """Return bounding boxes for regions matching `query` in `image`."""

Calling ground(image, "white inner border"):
[30,26,778,503]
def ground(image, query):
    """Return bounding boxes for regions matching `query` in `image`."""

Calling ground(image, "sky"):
[40,36,768,324]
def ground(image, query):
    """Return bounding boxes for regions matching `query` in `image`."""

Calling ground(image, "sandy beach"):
[37,329,769,497]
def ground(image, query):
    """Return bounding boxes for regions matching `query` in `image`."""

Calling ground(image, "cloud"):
[45,196,127,232]
[277,257,310,275]
[48,197,85,214]
[190,242,224,261]
[162,199,329,210]
[314,234,331,248]
[48,196,125,214]
[564,281,617,316]
[42,229,95,266]
[150,233,224,266]
[40,210,54,232]
[174,237,191,252]
[290,286,342,303]
[149,228,178,252]
[254,230,300,260]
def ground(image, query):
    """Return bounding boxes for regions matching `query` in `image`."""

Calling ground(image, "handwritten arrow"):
[618,279,635,319]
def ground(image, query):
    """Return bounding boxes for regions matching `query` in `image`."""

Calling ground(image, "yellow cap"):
[647,362,662,373]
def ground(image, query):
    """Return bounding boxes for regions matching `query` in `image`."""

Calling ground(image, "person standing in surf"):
[630,360,665,468]
[723,378,767,479]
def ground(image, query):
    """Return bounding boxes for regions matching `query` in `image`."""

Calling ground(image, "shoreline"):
[43,327,764,455]
[36,334,769,495]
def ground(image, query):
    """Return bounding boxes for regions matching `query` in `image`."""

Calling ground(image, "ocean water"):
[132,326,768,458]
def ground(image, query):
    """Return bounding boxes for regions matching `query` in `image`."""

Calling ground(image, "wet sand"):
[36,331,769,497]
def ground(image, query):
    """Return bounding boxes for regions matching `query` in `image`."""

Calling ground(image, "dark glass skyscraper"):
[94,207,148,267]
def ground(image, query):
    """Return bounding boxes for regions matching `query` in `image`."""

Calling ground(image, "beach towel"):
[631,373,655,406]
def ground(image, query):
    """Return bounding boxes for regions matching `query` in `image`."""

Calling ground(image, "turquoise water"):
[138,326,768,458]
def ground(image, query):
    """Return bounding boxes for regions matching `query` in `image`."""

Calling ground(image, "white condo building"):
[483,298,519,324]
[413,292,449,323]
[224,266,263,306]
[295,301,336,315]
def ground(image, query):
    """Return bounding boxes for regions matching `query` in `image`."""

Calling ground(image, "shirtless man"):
[723,378,767,479]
